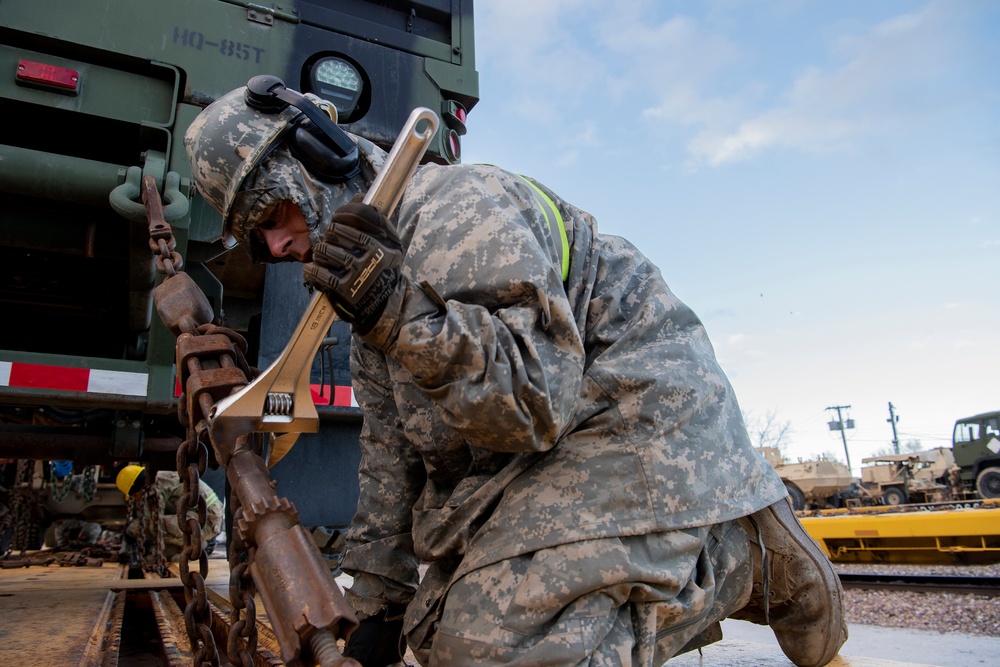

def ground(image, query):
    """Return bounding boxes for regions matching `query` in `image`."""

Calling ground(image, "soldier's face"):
[256,200,313,262]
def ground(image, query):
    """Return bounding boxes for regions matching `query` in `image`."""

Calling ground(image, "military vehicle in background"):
[951,410,1000,500]
[757,447,859,511]
[0,0,478,551]
[856,411,1000,506]
[859,447,955,506]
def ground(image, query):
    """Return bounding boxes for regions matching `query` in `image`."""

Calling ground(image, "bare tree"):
[743,410,793,453]
[871,439,924,457]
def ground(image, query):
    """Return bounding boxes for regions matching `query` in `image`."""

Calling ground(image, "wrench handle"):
[278,106,440,384]
[364,107,440,216]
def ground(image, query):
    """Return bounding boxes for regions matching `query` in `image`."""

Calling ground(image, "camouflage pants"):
[407,520,752,666]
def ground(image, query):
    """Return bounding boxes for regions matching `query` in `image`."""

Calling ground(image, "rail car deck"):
[798,499,1000,564]
[0,553,971,667]
[0,557,228,665]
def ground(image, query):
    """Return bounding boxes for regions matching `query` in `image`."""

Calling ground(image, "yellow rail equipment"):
[798,499,1000,565]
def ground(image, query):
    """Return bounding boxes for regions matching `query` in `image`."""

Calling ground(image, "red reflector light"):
[447,130,461,162]
[456,106,467,124]
[16,59,79,93]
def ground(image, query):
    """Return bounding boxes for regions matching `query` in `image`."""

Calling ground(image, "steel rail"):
[839,573,1000,597]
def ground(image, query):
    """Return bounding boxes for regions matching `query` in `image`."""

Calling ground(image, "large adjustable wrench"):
[209,107,439,465]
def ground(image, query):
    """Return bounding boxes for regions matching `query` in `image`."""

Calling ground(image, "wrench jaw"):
[208,291,335,464]
[208,374,320,467]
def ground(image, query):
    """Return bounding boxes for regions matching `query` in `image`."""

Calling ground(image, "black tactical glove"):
[303,197,403,335]
[343,604,407,667]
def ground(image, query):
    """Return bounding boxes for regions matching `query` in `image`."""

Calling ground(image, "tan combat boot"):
[730,497,848,667]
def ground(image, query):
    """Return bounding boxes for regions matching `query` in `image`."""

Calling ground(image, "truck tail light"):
[16,59,79,95]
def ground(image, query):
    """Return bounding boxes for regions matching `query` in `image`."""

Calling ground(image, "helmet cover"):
[185,86,388,256]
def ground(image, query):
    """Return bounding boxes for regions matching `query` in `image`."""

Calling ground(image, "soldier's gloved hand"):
[343,604,406,667]
[303,197,403,335]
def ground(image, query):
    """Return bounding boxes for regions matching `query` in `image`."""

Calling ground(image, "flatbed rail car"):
[797,499,1000,565]
[0,0,478,537]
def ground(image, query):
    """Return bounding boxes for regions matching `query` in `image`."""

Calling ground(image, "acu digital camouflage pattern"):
[418,522,752,665]
[336,159,786,659]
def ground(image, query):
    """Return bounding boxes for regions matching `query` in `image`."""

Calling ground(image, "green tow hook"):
[110,166,189,223]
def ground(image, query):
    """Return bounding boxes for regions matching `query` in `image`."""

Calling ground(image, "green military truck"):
[952,410,1000,500]
[0,0,478,550]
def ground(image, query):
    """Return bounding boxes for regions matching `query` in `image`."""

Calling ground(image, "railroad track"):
[839,573,1000,597]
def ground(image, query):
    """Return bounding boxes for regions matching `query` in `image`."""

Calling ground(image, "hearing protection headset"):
[244,74,361,183]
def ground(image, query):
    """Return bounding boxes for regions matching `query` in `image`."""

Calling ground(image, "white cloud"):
[680,1,966,165]
[555,150,580,167]
[728,333,747,346]
[475,1,974,168]
[475,1,742,135]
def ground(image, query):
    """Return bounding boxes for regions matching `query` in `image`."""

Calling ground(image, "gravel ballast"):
[834,562,1000,637]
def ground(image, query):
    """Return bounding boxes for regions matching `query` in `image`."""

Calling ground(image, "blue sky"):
[461,0,1000,473]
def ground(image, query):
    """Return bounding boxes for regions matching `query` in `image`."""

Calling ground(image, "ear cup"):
[287,120,361,183]
[245,75,289,112]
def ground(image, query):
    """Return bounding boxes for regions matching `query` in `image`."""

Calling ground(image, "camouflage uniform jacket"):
[153,471,224,547]
[341,161,786,615]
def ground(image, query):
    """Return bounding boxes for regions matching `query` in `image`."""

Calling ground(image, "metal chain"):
[143,175,183,278]
[11,460,38,554]
[144,175,274,667]
[0,497,13,555]
[82,465,98,503]
[48,463,71,503]
[176,327,258,667]
[143,482,169,576]
[177,435,219,667]
[226,474,259,667]
[142,171,217,664]
[124,490,141,566]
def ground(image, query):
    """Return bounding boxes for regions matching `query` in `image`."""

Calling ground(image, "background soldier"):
[116,465,224,561]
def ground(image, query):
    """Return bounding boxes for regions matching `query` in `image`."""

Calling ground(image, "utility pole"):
[826,405,855,473]
[887,402,901,455]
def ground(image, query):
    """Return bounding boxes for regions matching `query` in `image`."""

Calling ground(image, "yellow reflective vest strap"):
[203,486,221,509]
[517,175,570,282]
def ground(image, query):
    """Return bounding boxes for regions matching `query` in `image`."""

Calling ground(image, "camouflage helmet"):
[185,85,387,258]
[184,86,302,250]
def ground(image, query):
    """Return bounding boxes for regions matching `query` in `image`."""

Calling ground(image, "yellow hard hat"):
[116,465,146,499]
